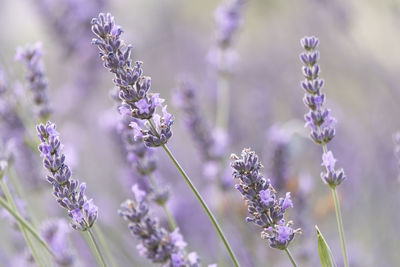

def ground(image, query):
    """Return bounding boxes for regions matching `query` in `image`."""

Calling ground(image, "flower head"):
[119,184,199,266]
[230,148,301,249]
[15,42,51,120]
[37,121,98,231]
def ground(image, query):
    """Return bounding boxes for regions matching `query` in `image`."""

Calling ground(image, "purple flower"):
[174,79,222,161]
[92,12,174,146]
[230,148,301,249]
[300,36,335,145]
[171,252,185,267]
[300,36,346,188]
[280,192,293,211]
[276,225,292,243]
[136,99,151,115]
[15,43,52,120]
[214,0,246,47]
[36,121,98,231]
[322,151,336,172]
[119,184,199,266]
[41,219,74,266]
[131,184,146,203]
[259,189,274,207]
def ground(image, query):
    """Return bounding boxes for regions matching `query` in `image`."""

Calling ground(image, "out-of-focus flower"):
[119,184,199,266]
[15,43,51,120]
[41,219,74,266]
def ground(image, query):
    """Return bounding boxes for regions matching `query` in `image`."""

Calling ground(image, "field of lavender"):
[1,0,400,266]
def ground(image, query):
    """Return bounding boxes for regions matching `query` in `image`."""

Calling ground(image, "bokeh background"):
[1,0,400,266]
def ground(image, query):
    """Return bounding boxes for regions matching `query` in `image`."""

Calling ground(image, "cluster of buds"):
[230,149,301,249]
[91,13,173,147]
[119,184,200,267]
[37,122,98,231]
[15,43,51,120]
[300,36,345,188]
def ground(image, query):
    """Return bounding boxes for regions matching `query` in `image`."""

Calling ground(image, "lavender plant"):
[211,0,246,131]
[0,155,56,265]
[114,96,176,229]
[174,79,226,181]
[15,43,51,121]
[230,148,301,266]
[36,121,109,266]
[91,13,239,266]
[119,184,200,267]
[36,122,98,231]
[300,36,348,266]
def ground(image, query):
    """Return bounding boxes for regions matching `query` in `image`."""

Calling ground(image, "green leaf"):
[316,225,337,267]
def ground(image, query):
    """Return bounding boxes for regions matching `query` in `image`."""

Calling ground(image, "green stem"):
[0,196,54,257]
[0,179,43,266]
[331,187,349,267]
[284,248,298,267]
[320,142,348,267]
[147,173,177,230]
[93,224,118,267]
[216,70,230,131]
[161,144,240,267]
[85,228,107,267]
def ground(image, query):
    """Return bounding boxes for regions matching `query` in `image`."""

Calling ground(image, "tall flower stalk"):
[91,13,239,266]
[113,91,176,230]
[15,43,52,122]
[299,36,349,267]
[36,121,109,267]
[230,148,301,267]
[211,0,246,131]
[0,160,44,266]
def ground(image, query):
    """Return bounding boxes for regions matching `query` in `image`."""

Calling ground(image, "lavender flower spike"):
[300,36,349,267]
[36,122,98,231]
[15,43,51,120]
[119,184,200,267]
[91,13,173,147]
[230,148,301,250]
[300,36,345,188]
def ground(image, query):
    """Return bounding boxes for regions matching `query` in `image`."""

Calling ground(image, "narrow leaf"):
[316,225,337,267]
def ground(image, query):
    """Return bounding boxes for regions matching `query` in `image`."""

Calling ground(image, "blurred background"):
[1,0,400,266]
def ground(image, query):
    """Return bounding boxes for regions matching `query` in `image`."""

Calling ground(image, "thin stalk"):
[331,187,349,267]
[93,224,118,267]
[160,143,239,267]
[0,179,43,266]
[0,196,54,257]
[7,163,39,227]
[284,248,298,267]
[216,70,230,131]
[320,142,349,267]
[147,173,177,230]
[85,228,107,267]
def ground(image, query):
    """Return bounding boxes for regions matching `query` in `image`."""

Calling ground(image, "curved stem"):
[332,187,349,267]
[161,144,240,267]
[86,228,107,267]
[147,173,177,230]
[0,196,54,257]
[0,179,44,266]
[93,224,118,267]
[284,248,298,267]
